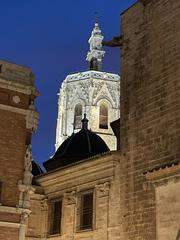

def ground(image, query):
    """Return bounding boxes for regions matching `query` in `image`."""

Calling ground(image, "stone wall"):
[0,109,26,205]
[156,179,180,240]
[120,0,180,239]
[28,152,122,240]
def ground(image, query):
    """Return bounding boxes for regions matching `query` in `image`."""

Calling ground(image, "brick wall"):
[0,227,19,240]
[0,109,27,206]
[0,60,38,240]
[120,0,180,239]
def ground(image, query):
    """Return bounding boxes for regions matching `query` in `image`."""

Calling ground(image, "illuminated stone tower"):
[55,22,120,151]
[0,60,38,240]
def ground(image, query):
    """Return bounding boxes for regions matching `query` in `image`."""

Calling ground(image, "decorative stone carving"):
[96,182,110,197]
[21,211,30,224]
[18,145,35,209]
[41,198,48,211]
[26,101,38,132]
[55,69,120,150]
[65,190,76,205]
[24,145,33,186]
[12,95,20,104]
[142,181,152,191]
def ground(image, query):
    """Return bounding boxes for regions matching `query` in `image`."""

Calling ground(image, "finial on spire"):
[86,20,105,71]
[81,113,88,130]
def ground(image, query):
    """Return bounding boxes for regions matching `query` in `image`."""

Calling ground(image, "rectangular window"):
[80,191,93,230]
[49,199,62,235]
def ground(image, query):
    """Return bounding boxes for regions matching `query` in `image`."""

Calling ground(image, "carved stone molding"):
[145,162,180,188]
[21,211,30,225]
[18,145,35,209]
[41,198,48,211]
[64,190,76,205]
[143,181,152,191]
[96,182,110,197]
[24,145,33,186]
[152,175,180,188]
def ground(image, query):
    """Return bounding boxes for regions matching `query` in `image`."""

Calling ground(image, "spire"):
[86,22,105,71]
[81,113,89,130]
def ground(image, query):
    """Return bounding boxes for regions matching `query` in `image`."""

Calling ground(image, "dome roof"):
[32,160,43,176]
[43,115,109,171]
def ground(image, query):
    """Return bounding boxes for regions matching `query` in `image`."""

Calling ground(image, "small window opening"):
[80,192,93,230]
[74,104,82,129]
[49,200,62,235]
[99,104,108,129]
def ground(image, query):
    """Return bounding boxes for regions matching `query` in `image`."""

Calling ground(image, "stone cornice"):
[36,152,120,187]
[0,78,39,96]
[145,161,180,184]
[65,71,120,83]
[0,221,20,228]
[0,205,31,215]
[0,103,27,115]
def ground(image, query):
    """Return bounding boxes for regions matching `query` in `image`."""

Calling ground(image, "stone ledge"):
[0,221,20,229]
[0,205,31,215]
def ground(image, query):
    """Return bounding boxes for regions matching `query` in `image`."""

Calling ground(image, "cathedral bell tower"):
[56,22,120,151]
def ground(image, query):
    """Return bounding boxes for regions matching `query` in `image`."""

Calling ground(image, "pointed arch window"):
[99,104,108,129]
[74,104,82,129]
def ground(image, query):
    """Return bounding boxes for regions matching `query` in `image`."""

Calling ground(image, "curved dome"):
[43,115,109,171]
[32,160,43,176]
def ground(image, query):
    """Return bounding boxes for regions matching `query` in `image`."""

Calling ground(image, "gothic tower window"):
[79,191,93,230]
[74,104,82,129]
[49,199,62,235]
[99,104,108,129]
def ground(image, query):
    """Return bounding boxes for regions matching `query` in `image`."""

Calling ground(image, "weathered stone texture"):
[0,227,19,240]
[27,152,122,240]
[120,0,180,239]
[156,179,180,240]
[0,60,35,86]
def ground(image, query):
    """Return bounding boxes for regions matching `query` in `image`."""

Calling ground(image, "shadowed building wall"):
[120,0,180,239]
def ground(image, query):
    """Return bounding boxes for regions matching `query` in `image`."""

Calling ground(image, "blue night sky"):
[0,0,136,166]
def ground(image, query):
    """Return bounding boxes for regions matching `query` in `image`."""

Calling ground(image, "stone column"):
[95,182,110,240]
[63,191,76,240]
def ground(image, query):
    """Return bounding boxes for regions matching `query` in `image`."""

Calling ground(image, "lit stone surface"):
[27,152,122,240]
[55,22,120,151]
[55,70,120,151]
[156,180,180,240]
